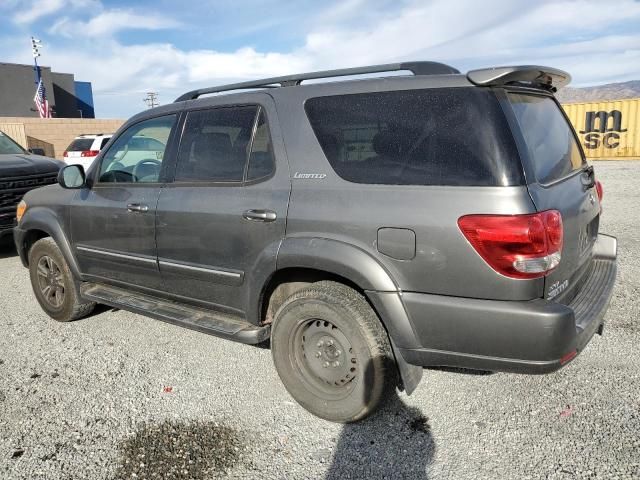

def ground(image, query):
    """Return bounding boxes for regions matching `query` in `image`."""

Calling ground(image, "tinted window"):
[247,109,275,181]
[176,106,258,182]
[305,88,523,186]
[99,115,176,183]
[99,138,110,149]
[66,138,94,152]
[508,93,584,184]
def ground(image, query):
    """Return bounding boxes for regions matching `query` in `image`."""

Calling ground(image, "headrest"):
[192,132,232,159]
[372,130,402,158]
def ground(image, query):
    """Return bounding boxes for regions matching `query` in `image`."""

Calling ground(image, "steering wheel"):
[107,161,125,172]
[133,159,162,182]
[99,170,135,183]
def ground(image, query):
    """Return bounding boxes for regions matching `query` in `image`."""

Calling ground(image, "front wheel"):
[271,281,398,423]
[28,237,95,322]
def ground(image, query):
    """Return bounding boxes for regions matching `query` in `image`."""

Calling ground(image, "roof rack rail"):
[174,61,460,102]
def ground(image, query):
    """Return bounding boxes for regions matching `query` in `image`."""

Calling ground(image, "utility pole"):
[143,92,159,108]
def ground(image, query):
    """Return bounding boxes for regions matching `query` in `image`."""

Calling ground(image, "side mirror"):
[28,148,45,156]
[58,164,86,189]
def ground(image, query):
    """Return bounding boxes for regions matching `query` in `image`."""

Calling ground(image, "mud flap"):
[390,338,423,395]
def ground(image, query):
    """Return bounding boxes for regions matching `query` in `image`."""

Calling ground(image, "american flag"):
[33,79,50,118]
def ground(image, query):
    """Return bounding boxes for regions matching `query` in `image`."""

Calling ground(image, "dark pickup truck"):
[0,131,61,239]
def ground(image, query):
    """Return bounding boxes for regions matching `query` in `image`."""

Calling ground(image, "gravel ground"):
[1,160,639,480]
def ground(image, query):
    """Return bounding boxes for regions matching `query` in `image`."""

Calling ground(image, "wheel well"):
[21,229,50,264]
[260,267,419,394]
[260,268,363,326]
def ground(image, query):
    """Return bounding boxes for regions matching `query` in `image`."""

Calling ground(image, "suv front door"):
[70,114,179,290]
[155,100,290,318]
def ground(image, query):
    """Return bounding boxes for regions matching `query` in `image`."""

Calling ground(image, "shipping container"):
[562,98,640,160]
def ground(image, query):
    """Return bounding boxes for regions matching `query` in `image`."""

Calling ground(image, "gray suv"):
[14,62,618,423]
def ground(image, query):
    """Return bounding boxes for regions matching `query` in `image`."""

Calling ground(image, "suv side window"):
[99,137,110,149]
[246,108,275,181]
[305,88,523,186]
[98,115,176,183]
[175,106,258,182]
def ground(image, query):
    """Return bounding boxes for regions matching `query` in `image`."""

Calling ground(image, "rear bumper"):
[395,234,617,374]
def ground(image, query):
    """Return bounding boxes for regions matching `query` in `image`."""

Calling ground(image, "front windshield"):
[0,132,26,155]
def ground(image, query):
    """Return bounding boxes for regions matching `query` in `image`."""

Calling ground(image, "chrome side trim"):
[158,259,242,279]
[76,245,157,265]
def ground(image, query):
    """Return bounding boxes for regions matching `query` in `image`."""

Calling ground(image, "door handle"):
[243,209,277,222]
[127,203,149,213]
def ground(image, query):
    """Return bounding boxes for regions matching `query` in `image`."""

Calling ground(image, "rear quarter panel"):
[273,81,543,301]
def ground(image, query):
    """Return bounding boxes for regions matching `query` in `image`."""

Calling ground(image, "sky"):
[1,0,639,118]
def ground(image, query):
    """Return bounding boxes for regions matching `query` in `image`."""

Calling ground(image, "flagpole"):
[30,36,49,118]
[31,36,41,87]
[33,54,41,87]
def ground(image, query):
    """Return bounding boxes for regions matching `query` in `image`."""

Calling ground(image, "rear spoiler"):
[467,65,571,93]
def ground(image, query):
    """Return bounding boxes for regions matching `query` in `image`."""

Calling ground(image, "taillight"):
[80,150,99,157]
[63,151,68,157]
[595,180,603,202]
[458,210,563,279]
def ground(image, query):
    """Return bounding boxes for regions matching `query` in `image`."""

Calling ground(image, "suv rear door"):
[155,97,290,317]
[505,91,600,301]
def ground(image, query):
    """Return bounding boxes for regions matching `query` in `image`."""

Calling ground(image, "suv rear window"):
[508,93,585,184]
[304,88,523,186]
[66,138,94,152]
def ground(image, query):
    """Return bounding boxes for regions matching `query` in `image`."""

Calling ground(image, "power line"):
[143,92,159,108]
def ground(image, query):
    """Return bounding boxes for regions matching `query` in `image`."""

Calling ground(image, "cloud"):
[13,0,99,24]
[48,9,180,37]
[13,0,66,24]
[5,0,640,117]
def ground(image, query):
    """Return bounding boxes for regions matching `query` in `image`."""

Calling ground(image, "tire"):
[28,237,95,322]
[271,281,398,423]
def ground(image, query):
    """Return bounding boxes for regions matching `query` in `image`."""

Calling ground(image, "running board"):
[80,282,270,344]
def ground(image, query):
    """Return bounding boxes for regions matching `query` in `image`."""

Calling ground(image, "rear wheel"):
[271,281,397,423]
[28,237,95,322]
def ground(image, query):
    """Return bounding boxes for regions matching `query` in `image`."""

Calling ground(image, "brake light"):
[80,150,99,157]
[595,180,603,202]
[458,210,563,279]
[63,151,68,157]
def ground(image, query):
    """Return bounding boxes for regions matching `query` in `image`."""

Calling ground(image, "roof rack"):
[174,61,460,102]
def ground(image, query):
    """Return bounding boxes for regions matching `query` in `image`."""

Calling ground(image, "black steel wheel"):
[271,281,397,423]
[292,318,359,399]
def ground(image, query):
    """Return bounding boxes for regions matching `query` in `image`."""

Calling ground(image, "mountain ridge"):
[557,80,640,103]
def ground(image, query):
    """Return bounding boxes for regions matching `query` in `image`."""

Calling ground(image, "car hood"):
[0,153,63,177]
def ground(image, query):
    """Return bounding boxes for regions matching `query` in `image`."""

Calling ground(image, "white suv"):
[63,134,112,171]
